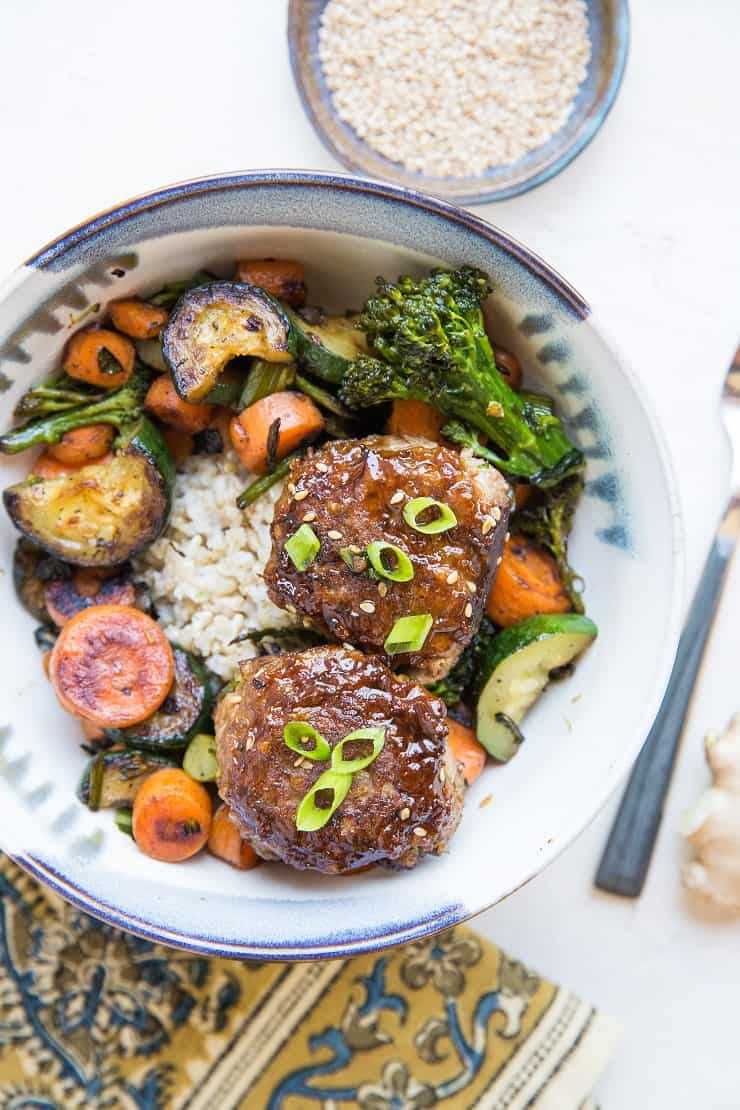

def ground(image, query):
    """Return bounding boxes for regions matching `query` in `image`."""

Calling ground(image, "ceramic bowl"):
[0,171,681,959]
[288,0,630,203]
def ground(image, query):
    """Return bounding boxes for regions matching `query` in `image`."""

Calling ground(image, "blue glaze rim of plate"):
[287,1,630,204]
[2,169,683,962]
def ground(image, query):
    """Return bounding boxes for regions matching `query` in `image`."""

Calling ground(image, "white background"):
[2,2,740,1105]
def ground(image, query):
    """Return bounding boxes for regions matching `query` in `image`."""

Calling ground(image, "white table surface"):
[2,2,740,1105]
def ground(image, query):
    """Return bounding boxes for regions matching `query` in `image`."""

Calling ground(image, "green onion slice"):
[366,541,414,582]
[284,524,320,571]
[284,721,330,762]
[295,769,352,832]
[330,727,386,774]
[115,808,134,837]
[402,497,457,535]
[384,613,433,655]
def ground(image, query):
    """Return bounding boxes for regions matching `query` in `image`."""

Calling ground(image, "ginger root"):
[682,715,740,912]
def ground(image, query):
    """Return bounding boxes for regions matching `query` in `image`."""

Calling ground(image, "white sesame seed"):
[360,600,376,613]
[343,642,354,651]
[245,736,255,751]
[400,807,411,820]
[294,489,309,502]
[315,462,329,473]
[302,511,317,522]
[378,582,388,597]
[302,618,313,628]
[348,544,362,554]
[413,827,428,838]
[466,580,477,594]
[496,556,503,566]
[327,529,343,540]
[288,483,296,495]
[293,755,303,767]
[493,506,502,523]
[446,569,459,585]
[390,490,405,505]
[440,766,446,783]
[505,531,511,542]
[464,602,473,618]
[482,517,494,535]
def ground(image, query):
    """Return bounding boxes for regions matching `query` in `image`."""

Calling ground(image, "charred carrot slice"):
[234,258,307,307]
[109,299,169,339]
[63,328,135,388]
[47,424,115,465]
[145,375,214,433]
[230,391,324,474]
[446,719,486,786]
[30,450,113,480]
[207,804,260,870]
[132,768,212,863]
[487,534,570,627]
[387,399,444,442]
[161,427,194,467]
[49,604,174,727]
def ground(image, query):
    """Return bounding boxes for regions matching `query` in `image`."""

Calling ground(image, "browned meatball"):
[215,646,464,874]
[264,435,511,683]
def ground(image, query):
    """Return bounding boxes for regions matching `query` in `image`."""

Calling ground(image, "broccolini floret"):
[339,266,582,487]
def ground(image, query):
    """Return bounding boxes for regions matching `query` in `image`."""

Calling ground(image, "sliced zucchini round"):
[107,646,212,750]
[3,418,173,567]
[13,538,68,622]
[78,748,177,811]
[183,732,218,782]
[476,614,597,761]
[162,282,294,402]
[288,310,367,384]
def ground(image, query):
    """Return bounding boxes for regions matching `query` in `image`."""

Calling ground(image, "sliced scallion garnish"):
[295,769,352,832]
[284,524,320,571]
[402,497,457,535]
[366,541,414,582]
[384,613,433,655]
[330,727,386,774]
[115,808,134,837]
[284,721,330,762]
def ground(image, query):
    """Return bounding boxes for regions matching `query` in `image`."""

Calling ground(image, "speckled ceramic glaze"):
[288,1,630,203]
[0,171,681,959]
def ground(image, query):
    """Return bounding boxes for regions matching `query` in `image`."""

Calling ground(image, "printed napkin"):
[0,855,618,1108]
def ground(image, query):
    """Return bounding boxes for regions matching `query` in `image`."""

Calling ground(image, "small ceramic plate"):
[288,0,630,203]
[0,171,680,960]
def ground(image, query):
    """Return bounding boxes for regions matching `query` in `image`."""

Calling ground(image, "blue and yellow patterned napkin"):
[0,856,618,1108]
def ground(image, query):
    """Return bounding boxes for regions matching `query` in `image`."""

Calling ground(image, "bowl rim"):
[1,169,683,959]
[286,0,631,203]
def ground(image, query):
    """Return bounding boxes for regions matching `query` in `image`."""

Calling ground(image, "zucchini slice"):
[13,538,68,622]
[78,748,177,810]
[3,418,173,567]
[162,282,294,402]
[107,646,212,750]
[476,614,597,761]
[288,310,367,384]
[183,732,218,782]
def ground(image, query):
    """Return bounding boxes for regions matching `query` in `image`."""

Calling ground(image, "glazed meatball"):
[264,435,511,683]
[215,646,464,874]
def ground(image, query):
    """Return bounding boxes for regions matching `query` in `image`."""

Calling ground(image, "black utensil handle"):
[595,532,736,897]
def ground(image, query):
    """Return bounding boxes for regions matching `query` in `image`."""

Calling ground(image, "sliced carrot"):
[514,483,534,510]
[145,374,214,434]
[63,328,135,388]
[161,427,194,467]
[447,719,486,786]
[487,534,570,627]
[208,804,260,870]
[109,298,169,339]
[44,568,136,627]
[132,768,212,863]
[30,450,114,480]
[42,650,52,679]
[80,717,106,743]
[47,424,115,465]
[230,391,324,474]
[235,258,306,307]
[493,347,523,391]
[49,605,174,728]
[387,399,444,442]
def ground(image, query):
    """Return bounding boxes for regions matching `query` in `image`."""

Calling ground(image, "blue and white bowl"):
[0,171,680,959]
[288,1,630,203]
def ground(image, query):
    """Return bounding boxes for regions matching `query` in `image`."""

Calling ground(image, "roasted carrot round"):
[514,483,534,510]
[447,719,486,786]
[487,534,570,627]
[49,605,174,727]
[47,424,115,465]
[493,347,523,391]
[80,717,106,743]
[63,328,135,388]
[30,450,114,480]
[109,298,169,339]
[161,426,194,467]
[387,399,444,442]
[235,258,307,306]
[133,768,212,863]
[145,374,213,433]
[42,650,52,679]
[230,391,324,474]
[208,804,260,870]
